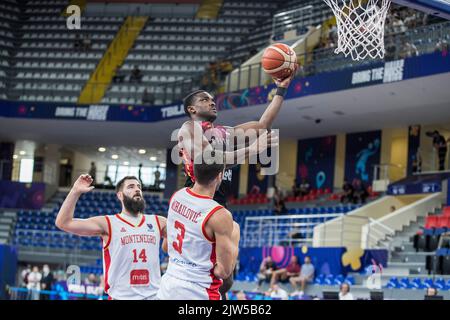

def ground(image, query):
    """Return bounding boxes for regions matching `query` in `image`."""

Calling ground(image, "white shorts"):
[157,273,221,300]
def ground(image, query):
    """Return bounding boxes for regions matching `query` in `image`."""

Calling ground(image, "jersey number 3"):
[172,220,185,254]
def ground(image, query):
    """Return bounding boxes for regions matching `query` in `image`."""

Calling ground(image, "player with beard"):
[56,174,167,300]
[178,72,295,297]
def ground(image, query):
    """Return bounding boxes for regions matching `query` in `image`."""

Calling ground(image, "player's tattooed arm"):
[55,174,108,238]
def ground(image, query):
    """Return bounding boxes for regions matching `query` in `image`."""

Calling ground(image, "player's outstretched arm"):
[55,174,107,237]
[206,208,239,280]
[232,71,296,133]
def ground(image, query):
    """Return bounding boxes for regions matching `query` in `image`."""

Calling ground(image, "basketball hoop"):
[324,0,391,60]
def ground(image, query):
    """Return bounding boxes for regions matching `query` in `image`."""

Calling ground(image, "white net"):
[324,0,391,60]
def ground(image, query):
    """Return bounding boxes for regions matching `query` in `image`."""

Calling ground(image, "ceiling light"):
[111,154,119,160]
[123,161,129,166]
[160,163,166,168]
[98,147,106,152]
[13,155,18,159]
[138,149,146,154]
[19,150,26,155]
[149,156,157,161]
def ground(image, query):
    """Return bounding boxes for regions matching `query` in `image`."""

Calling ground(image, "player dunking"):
[177,72,296,296]
[157,153,240,300]
[56,174,167,300]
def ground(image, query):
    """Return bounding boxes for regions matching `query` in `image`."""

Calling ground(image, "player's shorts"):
[157,273,221,300]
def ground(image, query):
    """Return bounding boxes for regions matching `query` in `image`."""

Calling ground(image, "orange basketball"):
[261,43,298,80]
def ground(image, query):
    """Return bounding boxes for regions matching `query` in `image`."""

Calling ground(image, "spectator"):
[130,65,143,83]
[435,40,449,55]
[219,59,233,78]
[40,264,54,300]
[340,179,354,204]
[21,264,31,287]
[385,37,396,61]
[292,179,300,197]
[353,179,369,204]
[103,166,113,186]
[273,186,287,215]
[270,256,300,286]
[84,273,99,286]
[236,291,247,300]
[390,206,396,213]
[339,283,354,300]
[266,284,289,300]
[142,88,155,105]
[89,162,97,184]
[27,266,42,300]
[256,256,277,291]
[392,16,407,34]
[138,163,143,185]
[60,158,73,187]
[82,34,92,51]
[299,178,310,196]
[426,287,438,297]
[404,9,418,28]
[154,165,161,189]
[427,130,448,170]
[400,40,418,58]
[289,256,315,296]
[113,66,126,83]
[412,149,422,174]
[249,184,261,195]
[286,228,304,244]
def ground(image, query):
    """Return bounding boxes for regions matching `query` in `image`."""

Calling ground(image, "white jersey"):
[102,214,162,300]
[160,187,224,300]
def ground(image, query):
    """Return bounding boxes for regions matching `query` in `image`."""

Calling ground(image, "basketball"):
[261,43,298,80]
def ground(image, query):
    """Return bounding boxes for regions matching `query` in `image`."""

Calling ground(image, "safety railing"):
[242,213,342,247]
[7,286,107,300]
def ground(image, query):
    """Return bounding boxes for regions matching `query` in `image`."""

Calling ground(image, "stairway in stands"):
[0,211,16,245]
[78,16,148,103]
[195,0,224,19]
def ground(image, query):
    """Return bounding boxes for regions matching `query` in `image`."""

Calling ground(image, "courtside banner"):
[1,51,449,123]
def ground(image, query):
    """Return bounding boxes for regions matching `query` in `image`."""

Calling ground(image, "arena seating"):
[385,276,450,290]
[227,0,333,64]
[101,0,278,105]
[414,207,450,253]
[0,0,18,100]
[12,191,168,251]
[8,1,124,103]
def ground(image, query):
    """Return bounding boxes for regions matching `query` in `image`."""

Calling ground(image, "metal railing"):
[242,213,341,247]
[373,163,406,191]
[272,5,314,40]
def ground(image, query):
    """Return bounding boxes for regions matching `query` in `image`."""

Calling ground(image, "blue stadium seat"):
[434,278,446,290]
[344,275,355,285]
[333,274,345,285]
[323,274,335,285]
[423,278,434,288]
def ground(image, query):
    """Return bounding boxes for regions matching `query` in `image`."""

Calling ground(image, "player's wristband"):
[275,87,287,97]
